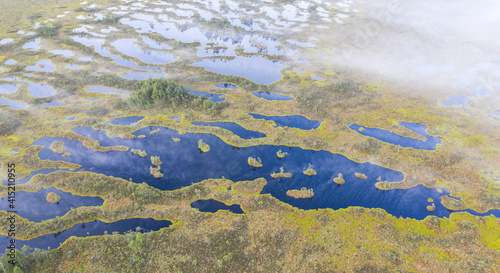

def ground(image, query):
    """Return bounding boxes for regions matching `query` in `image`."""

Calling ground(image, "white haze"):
[330,0,500,101]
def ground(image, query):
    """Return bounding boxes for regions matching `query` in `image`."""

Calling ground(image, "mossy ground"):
[0,0,499,271]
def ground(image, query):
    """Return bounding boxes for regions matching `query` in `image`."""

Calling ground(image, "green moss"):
[151,156,162,166]
[46,192,61,203]
[287,187,314,199]
[303,165,317,176]
[247,157,262,168]
[198,139,210,152]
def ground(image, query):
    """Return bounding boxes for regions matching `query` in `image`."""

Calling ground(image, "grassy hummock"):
[355,173,368,179]
[46,192,61,203]
[131,149,147,157]
[150,166,164,178]
[333,173,345,184]
[151,156,162,166]
[271,167,292,178]
[149,128,161,135]
[198,139,210,152]
[248,157,263,168]
[303,165,317,176]
[287,187,314,199]
[276,149,288,158]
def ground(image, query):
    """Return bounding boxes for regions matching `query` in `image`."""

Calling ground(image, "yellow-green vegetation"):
[0,0,499,271]
[131,149,147,157]
[149,128,161,135]
[303,165,317,176]
[151,156,162,166]
[46,192,60,203]
[0,171,499,272]
[441,196,468,211]
[270,167,292,179]
[149,166,164,178]
[172,138,181,142]
[138,135,146,138]
[247,157,262,168]
[198,139,210,152]
[286,187,314,199]
[49,141,67,154]
[427,204,436,212]
[355,173,368,179]
[333,173,345,184]
[276,149,288,158]
[428,198,434,202]
[358,127,365,131]
[232,178,267,194]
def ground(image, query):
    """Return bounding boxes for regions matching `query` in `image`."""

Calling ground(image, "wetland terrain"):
[0,0,499,272]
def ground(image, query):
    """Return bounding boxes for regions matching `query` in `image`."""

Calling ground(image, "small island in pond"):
[355,173,367,179]
[198,139,210,152]
[151,156,162,166]
[271,167,292,178]
[276,149,288,158]
[172,138,181,142]
[303,165,317,176]
[333,173,345,184]
[46,192,61,203]
[149,128,161,135]
[150,166,164,178]
[248,157,263,168]
[287,187,314,199]
[131,149,147,157]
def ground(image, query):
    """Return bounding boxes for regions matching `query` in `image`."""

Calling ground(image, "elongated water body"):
[184,87,225,102]
[71,36,161,71]
[41,101,67,107]
[0,97,29,109]
[112,38,176,64]
[0,218,172,251]
[191,56,285,84]
[348,122,441,150]
[252,91,294,101]
[0,84,19,94]
[192,122,266,139]
[191,199,244,214]
[0,187,104,222]
[109,116,145,125]
[215,83,238,89]
[247,113,322,130]
[2,77,56,97]
[29,127,480,219]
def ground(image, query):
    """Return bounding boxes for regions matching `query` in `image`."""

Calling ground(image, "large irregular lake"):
[28,126,499,220]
